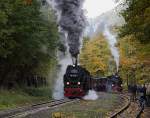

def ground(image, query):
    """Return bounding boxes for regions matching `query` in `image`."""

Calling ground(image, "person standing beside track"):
[146,83,150,106]
[131,84,137,101]
[139,84,147,109]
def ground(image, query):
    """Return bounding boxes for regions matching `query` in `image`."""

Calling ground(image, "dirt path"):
[141,107,150,118]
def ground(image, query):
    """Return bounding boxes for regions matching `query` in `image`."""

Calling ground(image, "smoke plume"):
[50,0,86,58]
[103,25,119,72]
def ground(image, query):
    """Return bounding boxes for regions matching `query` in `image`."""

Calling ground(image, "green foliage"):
[0,89,51,110]
[119,0,150,42]
[24,87,51,97]
[119,0,150,85]
[0,0,59,88]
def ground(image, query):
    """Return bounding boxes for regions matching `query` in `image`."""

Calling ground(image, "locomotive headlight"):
[77,82,81,85]
[66,82,70,85]
[112,84,114,87]
[121,84,123,87]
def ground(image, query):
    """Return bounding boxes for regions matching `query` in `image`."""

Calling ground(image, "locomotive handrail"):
[110,95,131,118]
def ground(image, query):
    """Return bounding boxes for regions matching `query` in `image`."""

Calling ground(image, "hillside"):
[84,4,125,37]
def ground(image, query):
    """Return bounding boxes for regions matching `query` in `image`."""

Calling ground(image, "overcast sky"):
[83,0,120,18]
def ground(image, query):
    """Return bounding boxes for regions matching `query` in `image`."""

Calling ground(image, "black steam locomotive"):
[92,74,122,92]
[63,65,91,98]
[63,65,122,98]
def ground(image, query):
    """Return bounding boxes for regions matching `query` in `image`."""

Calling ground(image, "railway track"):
[0,99,79,118]
[109,94,131,118]
[109,93,144,118]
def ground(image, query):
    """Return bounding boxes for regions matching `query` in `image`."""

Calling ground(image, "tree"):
[80,34,113,76]
[0,0,59,88]
[119,0,150,43]
[118,0,150,85]
[119,35,150,85]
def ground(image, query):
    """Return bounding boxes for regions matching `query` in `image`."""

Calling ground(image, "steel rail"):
[110,94,131,118]
[136,102,144,118]
[0,99,78,118]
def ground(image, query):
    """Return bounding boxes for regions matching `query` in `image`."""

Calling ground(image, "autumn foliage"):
[80,35,114,76]
[119,35,150,84]
[118,0,150,85]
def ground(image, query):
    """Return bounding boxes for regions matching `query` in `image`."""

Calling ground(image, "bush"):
[24,87,52,98]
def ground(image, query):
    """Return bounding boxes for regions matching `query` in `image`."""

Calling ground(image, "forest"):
[80,0,150,85]
[0,0,60,108]
[0,0,149,109]
[118,0,150,85]
[0,0,59,89]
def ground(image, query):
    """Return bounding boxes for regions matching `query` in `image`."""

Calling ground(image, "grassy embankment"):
[0,87,52,110]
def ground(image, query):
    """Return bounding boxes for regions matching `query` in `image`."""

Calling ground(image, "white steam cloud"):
[83,90,98,100]
[53,50,72,100]
[103,25,119,71]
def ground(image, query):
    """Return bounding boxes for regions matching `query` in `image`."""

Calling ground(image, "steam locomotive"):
[92,75,122,92]
[63,65,122,98]
[63,65,91,98]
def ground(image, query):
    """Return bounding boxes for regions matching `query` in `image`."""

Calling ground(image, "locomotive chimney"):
[75,55,78,66]
[71,55,78,66]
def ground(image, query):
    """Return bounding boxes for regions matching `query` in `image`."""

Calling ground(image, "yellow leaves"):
[120,57,138,67]
[119,35,150,65]
[80,34,111,76]
[118,34,150,83]
[119,35,139,65]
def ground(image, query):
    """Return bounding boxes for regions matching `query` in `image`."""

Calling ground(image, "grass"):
[0,87,52,110]
[51,93,121,118]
